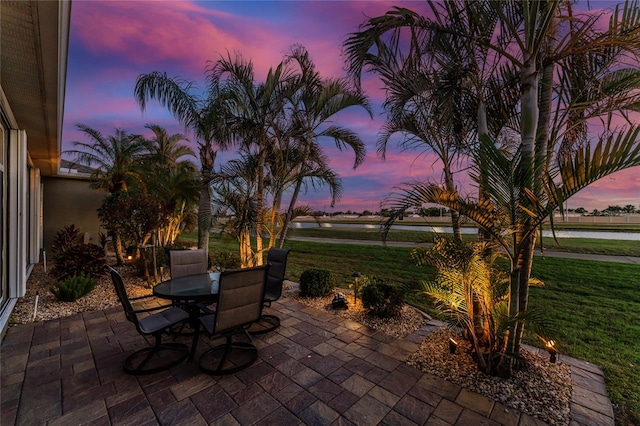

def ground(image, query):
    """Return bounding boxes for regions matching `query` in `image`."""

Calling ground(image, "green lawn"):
[181,230,640,424]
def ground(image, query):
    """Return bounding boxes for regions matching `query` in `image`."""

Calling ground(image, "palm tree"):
[345,0,640,371]
[344,2,521,242]
[276,45,372,247]
[66,125,148,193]
[209,53,293,264]
[266,141,343,248]
[211,153,259,267]
[65,125,149,264]
[134,71,229,254]
[144,123,194,167]
[140,124,199,246]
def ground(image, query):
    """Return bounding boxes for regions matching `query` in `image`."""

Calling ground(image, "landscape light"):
[546,340,557,363]
[449,338,458,354]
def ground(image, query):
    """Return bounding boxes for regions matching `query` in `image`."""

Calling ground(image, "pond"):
[290,222,640,241]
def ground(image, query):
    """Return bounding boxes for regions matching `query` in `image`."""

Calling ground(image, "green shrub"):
[299,268,335,297]
[209,249,241,270]
[361,277,404,318]
[50,275,97,302]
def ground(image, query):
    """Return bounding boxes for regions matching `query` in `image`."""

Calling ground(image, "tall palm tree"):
[266,141,343,248]
[141,125,200,246]
[211,153,259,267]
[144,123,194,167]
[276,45,372,247]
[134,71,229,254]
[344,2,521,242]
[209,53,293,264]
[65,125,149,264]
[66,125,148,193]
[345,0,640,370]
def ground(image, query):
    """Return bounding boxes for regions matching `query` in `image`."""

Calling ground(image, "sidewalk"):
[288,236,640,264]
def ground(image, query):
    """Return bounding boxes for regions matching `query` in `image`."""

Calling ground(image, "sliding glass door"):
[0,121,6,306]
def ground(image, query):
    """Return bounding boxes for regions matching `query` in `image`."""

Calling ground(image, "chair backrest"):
[106,266,140,328]
[265,248,290,299]
[214,265,269,334]
[170,249,207,278]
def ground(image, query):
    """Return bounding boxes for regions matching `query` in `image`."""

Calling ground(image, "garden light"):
[449,338,458,354]
[351,271,362,304]
[546,340,557,363]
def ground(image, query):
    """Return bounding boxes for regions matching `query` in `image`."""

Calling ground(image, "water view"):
[290,221,640,241]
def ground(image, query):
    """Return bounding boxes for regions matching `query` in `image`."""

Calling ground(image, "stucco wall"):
[42,176,106,250]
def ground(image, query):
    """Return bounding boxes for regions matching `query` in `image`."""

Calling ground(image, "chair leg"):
[248,314,280,335]
[198,334,258,375]
[123,335,188,375]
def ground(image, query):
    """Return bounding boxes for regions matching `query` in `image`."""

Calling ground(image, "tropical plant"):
[360,276,404,318]
[142,124,200,246]
[50,275,97,302]
[65,125,148,193]
[49,225,106,281]
[413,236,551,375]
[276,45,372,247]
[65,125,149,263]
[134,69,230,254]
[345,0,640,376]
[207,53,294,265]
[211,153,260,267]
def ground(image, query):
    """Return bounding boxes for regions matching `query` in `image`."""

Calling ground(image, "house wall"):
[42,176,105,251]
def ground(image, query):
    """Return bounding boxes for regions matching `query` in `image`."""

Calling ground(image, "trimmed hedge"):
[299,268,335,297]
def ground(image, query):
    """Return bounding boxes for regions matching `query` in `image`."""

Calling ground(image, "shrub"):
[361,277,404,318]
[209,249,241,270]
[50,275,97,302]
[299,268,335,297]
[50,225,106,281]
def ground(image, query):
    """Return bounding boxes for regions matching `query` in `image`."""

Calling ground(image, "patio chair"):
[168,248,212,317]
[169,249,208,278]
[107,266,190,375]
[249,247,290,334]
[197,265,269,375]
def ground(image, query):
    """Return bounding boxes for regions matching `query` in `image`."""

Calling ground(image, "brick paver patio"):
[1,295,613,425]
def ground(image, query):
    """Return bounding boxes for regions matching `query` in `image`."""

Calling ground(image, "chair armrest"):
[195,302,216,315]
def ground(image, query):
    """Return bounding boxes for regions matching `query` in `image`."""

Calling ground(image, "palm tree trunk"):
[476,100,491,243]
[443,165,462,241]
[278,174,304,248]
[254,146,266,265]
[197,172,212,254]
[505,55,540,358]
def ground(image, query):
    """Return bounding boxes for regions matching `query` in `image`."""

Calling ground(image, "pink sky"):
[63,0,639,213]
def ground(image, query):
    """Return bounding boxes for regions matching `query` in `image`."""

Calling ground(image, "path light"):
[546,340,557,363]
[449,338,458,354]
[351,271,362,304]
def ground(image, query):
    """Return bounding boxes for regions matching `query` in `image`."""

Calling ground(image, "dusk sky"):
[62,0,640,213]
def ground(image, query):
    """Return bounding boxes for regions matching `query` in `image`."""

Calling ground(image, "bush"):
[299,268,335,297]
[209,249,241,270]
[50,275,97,302]
[50,225,105,280]
[361,277,404,318]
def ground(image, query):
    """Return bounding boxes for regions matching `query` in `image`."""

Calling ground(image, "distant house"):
[0,1,79,335]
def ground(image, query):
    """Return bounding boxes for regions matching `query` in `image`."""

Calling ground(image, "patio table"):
[153,272,221,361]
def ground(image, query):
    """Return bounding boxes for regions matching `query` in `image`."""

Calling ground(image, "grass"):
[181,230,640,424]
[529,258,640,425]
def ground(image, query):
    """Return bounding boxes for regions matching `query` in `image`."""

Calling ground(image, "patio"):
[1,295,613,425]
